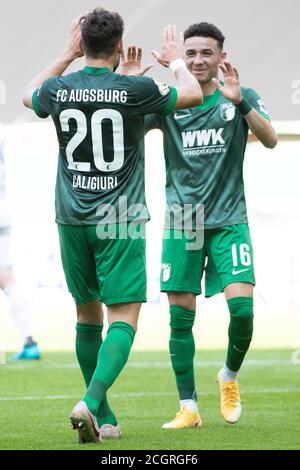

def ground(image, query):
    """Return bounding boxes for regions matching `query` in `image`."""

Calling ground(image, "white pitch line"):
[2,359,296,370]
[0,388,300,402]
[0,395,78,402]
[128,359,295,368]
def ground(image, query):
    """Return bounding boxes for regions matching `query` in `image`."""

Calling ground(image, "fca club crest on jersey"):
[154,79,170,96]
[161,263,171,282]
[220,103,236,122]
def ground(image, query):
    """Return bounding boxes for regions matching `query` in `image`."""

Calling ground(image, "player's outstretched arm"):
[23,15,84,109]
[212,61,277,149]
[152,25,203,110]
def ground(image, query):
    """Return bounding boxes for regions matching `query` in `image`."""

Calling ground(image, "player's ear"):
[79,38,84,56]
[220,51,227,62]
[117,40,123,54]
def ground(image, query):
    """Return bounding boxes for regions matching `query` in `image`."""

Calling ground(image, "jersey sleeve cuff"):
[32,89,50,119]
[162,87,178,116]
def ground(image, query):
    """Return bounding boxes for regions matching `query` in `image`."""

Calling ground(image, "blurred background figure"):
[0,129,40,360]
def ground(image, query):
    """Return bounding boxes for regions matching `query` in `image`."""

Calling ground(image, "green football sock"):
[75,323,117,426]
[169,305,197,401]
[226,297,254,372]
[83,321,135,416]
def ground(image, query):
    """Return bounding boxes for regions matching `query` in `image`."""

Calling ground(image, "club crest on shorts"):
[161,263,171,282]
[220,103,236,121]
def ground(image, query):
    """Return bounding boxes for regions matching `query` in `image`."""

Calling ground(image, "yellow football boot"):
[162,406,202,429]
[217,369,242,424]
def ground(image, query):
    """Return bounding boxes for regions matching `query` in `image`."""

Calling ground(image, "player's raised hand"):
[211,61,242,104]
[63,14,85,61]
[151,25,184,68]
[120,46,153,76]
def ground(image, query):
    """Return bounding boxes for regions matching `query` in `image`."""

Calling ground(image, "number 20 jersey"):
[33,67,177,225]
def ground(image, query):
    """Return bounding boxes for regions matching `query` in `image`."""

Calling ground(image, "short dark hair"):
[81,8,124,58]
[184,22,225,49]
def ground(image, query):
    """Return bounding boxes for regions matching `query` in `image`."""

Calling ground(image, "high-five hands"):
[121,46,153,76]
[151,25,184,68]
[121,25,184,75]
[212,61,242,105]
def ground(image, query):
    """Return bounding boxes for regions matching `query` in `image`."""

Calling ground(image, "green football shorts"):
[161,224,255,297]
[58,223,147,306]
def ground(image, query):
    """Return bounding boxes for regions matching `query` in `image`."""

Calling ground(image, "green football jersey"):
[33,67,177,225]
[145,86,270,229]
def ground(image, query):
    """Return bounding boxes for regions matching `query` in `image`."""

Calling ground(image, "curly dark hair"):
[81,8,124,58]
[184,23,225,49]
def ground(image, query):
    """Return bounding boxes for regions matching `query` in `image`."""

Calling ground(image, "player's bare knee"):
[168,292,196,311]
[76,300,104,324]
[224,283,254,300]
[107,302,141,330]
